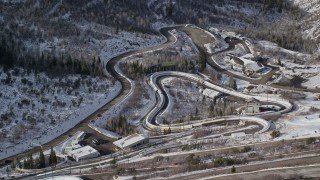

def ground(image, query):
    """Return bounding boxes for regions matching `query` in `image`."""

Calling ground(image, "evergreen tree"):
[16,157,22,169]
[198,48,207,72]
[49,146,55,166]
[0,41,14,71]
[29,154,34,169]
[52,150,57,165]
[110,157,117,165]
[80,60,90,75]
[39,149,46,168]
[231,166,236,173]
[35,157,40,169]
[115,26,119,34]
[23,159,27,169]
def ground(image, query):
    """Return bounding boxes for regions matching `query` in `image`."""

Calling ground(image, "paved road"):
[6,24,316,179]
[0,26,178,166]
[76,143,320,180]
[8,26,182,178]
[203,164,320,180]
[147,152,320,180]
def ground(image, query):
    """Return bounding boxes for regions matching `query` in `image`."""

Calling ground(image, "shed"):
[246,98,261,114]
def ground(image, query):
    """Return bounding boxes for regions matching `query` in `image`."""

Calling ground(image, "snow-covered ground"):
[278,92,320,139]
[236,78,250,92]
[0,19,171,162]
[265,56,320,89]
[99,28,165,67]
[214,32,320,139]
[93,68,156,134]
[206,28,229,53]
[158,76,245,124]
[257,40,312,60]
[21,20,166,76]
[210,43,249,76]
[0,67,120,160]
[92,28,201,134]
[212,56,262,80]
[159,77,208,123]
[289,0,320,41]
[302,73,320,89]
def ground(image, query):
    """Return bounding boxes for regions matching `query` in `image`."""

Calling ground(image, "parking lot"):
[79,132,117,155]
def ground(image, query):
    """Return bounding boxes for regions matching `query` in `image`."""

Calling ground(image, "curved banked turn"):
[146,71,292,133]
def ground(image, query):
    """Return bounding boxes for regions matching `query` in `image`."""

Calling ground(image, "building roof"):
[246,97,261,104]
[113,133,147,149]
[202,89,220,99]
[76,131,85,141]
[72,144,82,150]
[69,145,99,158]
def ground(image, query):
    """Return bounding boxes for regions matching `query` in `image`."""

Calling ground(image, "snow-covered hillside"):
[289,0,320,51]
[0,67,120,160]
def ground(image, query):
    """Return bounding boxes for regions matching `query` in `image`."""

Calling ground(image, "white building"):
[76,132,86,141]
[226,54,264,75]
[113,133,148,149]
[68,145,100,162]
[64,131,87,154]
[246,98,261,114]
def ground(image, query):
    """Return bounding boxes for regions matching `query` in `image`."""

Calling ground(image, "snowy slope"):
[289,0,320,48]
[0,67,120,160]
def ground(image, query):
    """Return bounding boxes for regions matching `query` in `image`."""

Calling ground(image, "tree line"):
[0,40,104,77]
[264,0,283,12]
[16,147,57,169]
[106,115,135,136]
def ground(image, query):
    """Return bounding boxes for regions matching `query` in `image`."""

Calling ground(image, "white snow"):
[278,93,320,139]
[236,78,250,92]
[289,0,320,40]
[0,68,121,160]
[99,29,165,72]
[302,73,320,89]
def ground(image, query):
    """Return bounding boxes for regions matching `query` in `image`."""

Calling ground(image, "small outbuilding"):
[113,133,148,150]
[245,98,261,114]
[68,145,100,162]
